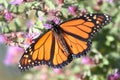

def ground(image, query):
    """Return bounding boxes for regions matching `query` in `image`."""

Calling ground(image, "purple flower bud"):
[114,72,120,80]
[107,70,120,80]
[108,74,115,80]
[4,10,13,21]
[53,69,63,74]
[97,0,103,6]
[81,56,95,65]
[81,9,87,15]
[26,20,35,28]
[0,4,4,11]
[38,16,44,22]
[68,6,78,15]
[53,17,60,24]
[106,0,114,3]
[43,23,52,29]
[10,0,23,5]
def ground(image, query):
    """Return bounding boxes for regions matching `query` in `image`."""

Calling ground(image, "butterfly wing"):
[18,30,72,71]
[19,30,54,71]
[18,13,111,71]
[60,13,111,58]
[49,35,73,68]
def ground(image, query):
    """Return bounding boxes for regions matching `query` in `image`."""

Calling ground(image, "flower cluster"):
[4,46,24,66]
[108,70,120,80]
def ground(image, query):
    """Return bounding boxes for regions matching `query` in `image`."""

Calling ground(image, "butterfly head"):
[45,20,61,29]
[46,17,60,27]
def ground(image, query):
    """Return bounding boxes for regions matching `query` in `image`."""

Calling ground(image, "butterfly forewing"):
[60,13,111,58]
[19,30,54,71]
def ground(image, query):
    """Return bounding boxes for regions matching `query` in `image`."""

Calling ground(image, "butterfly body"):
[18,13,111,71]
[51,23,71,55]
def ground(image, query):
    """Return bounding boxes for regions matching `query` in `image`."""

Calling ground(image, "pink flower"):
[81,9,87,15]
[10,0,23,5]
[24,32,41,45]
[24,37,33,45]
[43,23,52,29]
[75,73,84,79]
[114,71,120,79]
[16,32,24,38]
[68,6,78,15]
[43,17,60,29]
[0,35,8,43]
[38,16,44,22]
[53,17,60,24]
[107,70,120,80]
[81,56,95,65]
[105,0,114,3]
[4,46,24,66]
[40,73,48,80]
[53,69,63,74]
[26,20,35,28]
[108,74,115,80]
[4,10,13,21]
[0,4,4,10]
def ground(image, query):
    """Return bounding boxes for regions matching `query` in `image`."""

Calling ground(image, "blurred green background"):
[0,0,120,80]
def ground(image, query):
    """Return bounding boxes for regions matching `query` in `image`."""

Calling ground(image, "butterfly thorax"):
[51,22,61,34]
[52,22,71,55]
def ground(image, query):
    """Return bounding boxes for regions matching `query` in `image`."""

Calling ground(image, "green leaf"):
[44,1,55,9]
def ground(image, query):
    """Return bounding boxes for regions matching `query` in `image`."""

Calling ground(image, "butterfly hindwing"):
[63,32,91,58]
[50,37,72,68]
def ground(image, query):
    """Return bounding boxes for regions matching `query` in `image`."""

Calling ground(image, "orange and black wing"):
[18,30,72,71]
[49,35,73,68]
[18,30,54,71]
[18,13,111,71]
[60,13,111,58]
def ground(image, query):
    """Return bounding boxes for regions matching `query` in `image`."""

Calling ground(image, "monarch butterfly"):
[18,13,111,71]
